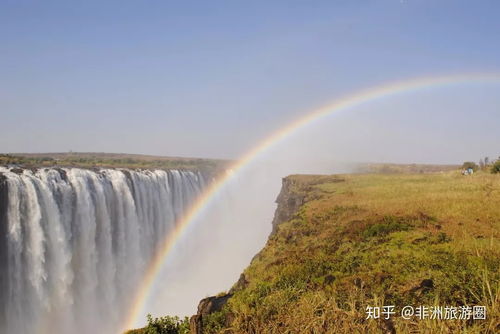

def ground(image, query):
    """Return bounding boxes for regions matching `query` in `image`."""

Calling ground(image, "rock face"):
[270,177,306,235]
[190,294,233,334]
[189,176,307,334]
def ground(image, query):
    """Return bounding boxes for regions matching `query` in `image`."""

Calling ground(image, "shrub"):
[362,216,411,238]
[202,310,227,334]
[143,314,189,334]
[462,161,479,171]
[492,160,500,174]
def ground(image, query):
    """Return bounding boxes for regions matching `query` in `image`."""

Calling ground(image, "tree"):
[479,158,485,170]
[492,160,500,174]
[462,161,479,171]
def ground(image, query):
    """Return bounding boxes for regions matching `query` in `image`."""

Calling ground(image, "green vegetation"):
[196,172,500,333]
[125,314,190,334]
[462,161,479,171]
[492,160,500,174]
[0,153,229,173]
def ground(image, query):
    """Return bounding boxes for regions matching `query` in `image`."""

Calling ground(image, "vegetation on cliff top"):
[0,152,229,173]
[198,172,499,333]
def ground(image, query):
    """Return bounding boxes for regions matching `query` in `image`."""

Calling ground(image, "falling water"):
[0,167,205,334]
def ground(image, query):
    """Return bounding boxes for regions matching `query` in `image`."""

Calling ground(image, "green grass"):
[201,171,500,333]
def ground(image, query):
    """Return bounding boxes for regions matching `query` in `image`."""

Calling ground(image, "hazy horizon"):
[0,151,492,167]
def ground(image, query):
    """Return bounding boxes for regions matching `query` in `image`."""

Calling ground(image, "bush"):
[462,161,479,171]
[143,314,190,334]
[362,216,411,238]
[202,310,228,334]
[492,160,500,174]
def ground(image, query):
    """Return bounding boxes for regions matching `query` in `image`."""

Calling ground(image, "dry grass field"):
[195,171,499,333]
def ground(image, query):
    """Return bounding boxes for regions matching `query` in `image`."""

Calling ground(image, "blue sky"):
[1,0,499,161]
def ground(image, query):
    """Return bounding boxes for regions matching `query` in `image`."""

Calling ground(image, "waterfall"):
[0,167,205,334]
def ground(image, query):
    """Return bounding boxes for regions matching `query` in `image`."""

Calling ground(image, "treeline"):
[0,154,56,166]
[0,154,227,173]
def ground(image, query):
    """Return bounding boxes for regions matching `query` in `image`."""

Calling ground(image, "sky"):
[1,0,500,162]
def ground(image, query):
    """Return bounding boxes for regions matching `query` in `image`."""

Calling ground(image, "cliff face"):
[270,175,345,234]
[270,177,306,235]
[188,175,321,334]
[190,294,233,334]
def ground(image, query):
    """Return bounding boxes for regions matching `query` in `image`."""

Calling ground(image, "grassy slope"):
[204,172,499,333]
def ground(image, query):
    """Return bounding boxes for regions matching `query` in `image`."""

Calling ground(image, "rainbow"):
[122,72,500,331]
